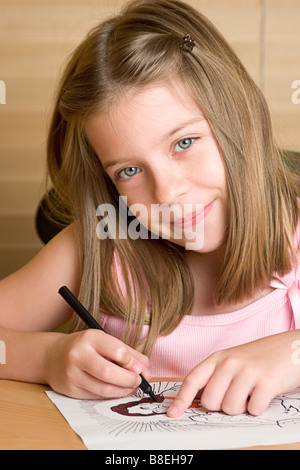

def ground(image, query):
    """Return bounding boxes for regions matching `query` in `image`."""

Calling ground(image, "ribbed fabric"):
[99,287,293,377]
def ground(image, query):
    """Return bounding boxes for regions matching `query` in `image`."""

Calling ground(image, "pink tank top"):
[99,218,300,378]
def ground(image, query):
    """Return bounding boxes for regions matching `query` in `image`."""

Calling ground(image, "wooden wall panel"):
[264,2,300,151]
[0,0,299,279]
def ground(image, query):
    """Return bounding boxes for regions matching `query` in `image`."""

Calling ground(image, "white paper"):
[46,382,300,449]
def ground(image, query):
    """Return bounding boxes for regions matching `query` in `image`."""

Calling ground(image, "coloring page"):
[46,382,300,449]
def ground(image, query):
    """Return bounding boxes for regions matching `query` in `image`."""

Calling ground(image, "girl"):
[0,0,299,419]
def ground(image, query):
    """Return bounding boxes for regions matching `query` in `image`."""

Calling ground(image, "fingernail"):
[135,375,142,387]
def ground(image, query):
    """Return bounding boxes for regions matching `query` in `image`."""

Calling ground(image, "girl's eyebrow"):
[102,117,205,171]
[103,159,125,171]
[162,117,205,142]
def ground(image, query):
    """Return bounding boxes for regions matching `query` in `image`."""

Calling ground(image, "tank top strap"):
[270,206,300,328]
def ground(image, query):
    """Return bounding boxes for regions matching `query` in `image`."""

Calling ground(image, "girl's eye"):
[118,166,140,180]
[174,138,194,152]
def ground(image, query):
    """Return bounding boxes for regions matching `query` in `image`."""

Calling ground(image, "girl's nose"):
[150,161,190,206]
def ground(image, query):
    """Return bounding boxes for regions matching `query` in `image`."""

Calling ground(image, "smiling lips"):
[172,199,215,230]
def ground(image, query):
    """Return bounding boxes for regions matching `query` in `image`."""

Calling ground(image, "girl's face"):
[85,82,229,253]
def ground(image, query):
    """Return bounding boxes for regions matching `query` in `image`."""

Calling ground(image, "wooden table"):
[1,379,300,450]
[0,380,85,450]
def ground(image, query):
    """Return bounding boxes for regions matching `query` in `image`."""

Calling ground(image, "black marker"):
[58,286,158,402]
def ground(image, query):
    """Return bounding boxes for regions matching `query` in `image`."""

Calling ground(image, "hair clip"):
[181,34,195,53]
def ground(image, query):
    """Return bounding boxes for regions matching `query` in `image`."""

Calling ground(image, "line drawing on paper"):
[76,382,300,437]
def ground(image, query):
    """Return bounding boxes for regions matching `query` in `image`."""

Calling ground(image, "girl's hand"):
[167,331,300,418]
[45,329,151,399]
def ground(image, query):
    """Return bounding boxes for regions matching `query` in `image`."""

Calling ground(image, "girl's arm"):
[0,225,150,397]
[0,224,80,384]
[0,223,80,333]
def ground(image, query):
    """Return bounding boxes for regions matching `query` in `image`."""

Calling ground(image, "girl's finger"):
[221,372,255,415]
[77,344,143,389]
[167,359,216,418]
[199,363,235,412]
[247,383,277,416]
[82,330,147,375]
[70,369,139,399]
[127,346,152,381]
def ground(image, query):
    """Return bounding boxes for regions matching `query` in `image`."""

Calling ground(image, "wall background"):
[0,0,299,279]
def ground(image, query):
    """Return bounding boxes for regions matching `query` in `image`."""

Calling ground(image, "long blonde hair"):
[47,0,299,354]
